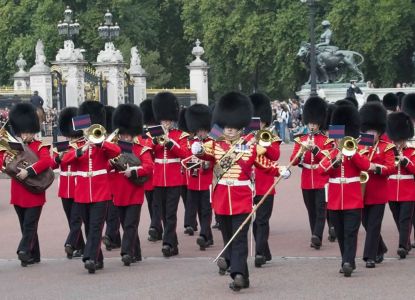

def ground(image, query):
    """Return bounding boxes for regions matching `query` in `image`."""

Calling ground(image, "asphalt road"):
[0,144,413,300]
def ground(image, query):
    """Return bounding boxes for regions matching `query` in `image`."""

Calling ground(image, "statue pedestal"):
[130,73,146,105]
[52,61,87,107]
[14,72,30,91]
[187,40,209,105]
[94,62,125,107]
[29,65,52,109]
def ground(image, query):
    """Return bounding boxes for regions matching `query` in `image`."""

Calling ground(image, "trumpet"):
[256,129,273,147]
[339,136,358,157]
[85,124,106,144]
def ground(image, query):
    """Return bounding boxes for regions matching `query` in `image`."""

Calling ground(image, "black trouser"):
[182,185,192,228]
[253,195,274,259]
[217,214,250,279]
[145,190,154,220]
[79,201,110,263]
[187,189,212,241]
[302,189,326,240]
[62,198,85,251]
[329,209,361,267]
[389,201,414,250]
[153,186,181,247]
[362,204,387,261]
[14,205,43,260]
[118,205,142,258]
[105,201,121,246]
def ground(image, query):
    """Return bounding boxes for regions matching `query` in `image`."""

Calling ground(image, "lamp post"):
[57,6,80,40]
[300,0,317,97]
[98,10,120,41]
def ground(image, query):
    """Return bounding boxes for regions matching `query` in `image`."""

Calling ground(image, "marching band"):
[2,91,415,290]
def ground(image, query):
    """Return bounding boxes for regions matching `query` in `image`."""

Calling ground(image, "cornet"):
[339,136,358,157]
[85,124,106,144]
[255,129,273,147]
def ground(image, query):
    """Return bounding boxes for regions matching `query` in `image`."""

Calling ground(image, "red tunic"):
[388,146,415,202]
[290,133,334,189]
[361,140,395,205]
[111,143,153,206]
[319,147,370,210]
[137,135,154,191]
[150,129,189,187]
[0,140,53,208]
[254,140,281,196]
[198,136,268,215]
[61,141,121,203]
[185,138,214,191]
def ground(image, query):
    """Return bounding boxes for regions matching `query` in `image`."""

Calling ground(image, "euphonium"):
[85,124,106,144]
[339,136,358,157]
[256,129,273,147]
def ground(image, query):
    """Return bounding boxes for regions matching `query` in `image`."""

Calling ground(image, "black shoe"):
[197,236,207,250]
[229,274,249,291]
[72,249,83,258]
[255,255,266,268]
[212,222,220,229]
[328,227,336,242]
[375,254,384,264]
[148,227,162,242]
[102,235,113,251]
[366,259,376,268]
[342,263,353,277]
[122,254,132,266]
[184,226,194,236]
[217,257,228,275]
[65,244,74,259]
[84,260,96,274]
[265,254,272,262]
[18,251,34,267]
[412,242,415,249]
[162,245,179,257]
[397,247,407,259]
[96,261,104,270]
[310,235,321,250]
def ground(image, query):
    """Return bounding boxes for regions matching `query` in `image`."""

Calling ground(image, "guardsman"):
[0,103,53,267]
[111,103,153,266]
[192,92,270,291]
[102,105,122,251]
[61,101,120,274]
[319,104,373,277]
[149,92,189,257]
[182,104,214,250]
[290,97,333,249]
[249,93,281,267]
[139,99,158,241]
[359,102,395,267]
[53,107,85,259]
[387,112,415,258]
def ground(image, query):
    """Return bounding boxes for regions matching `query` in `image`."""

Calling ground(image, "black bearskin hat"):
[331,104,360,138]
[152,92,179,122]
[366,94,380,102]
[302,96,327,127]
[140,99,156,125]
[78,101,106,126]
[185,104,211,133]
[402,93,415,119]
[249,93,272,126]
[178,108,188,132]
[359,102,387,134]
[113,104,143,136]
[322,103,337,131]
[212,92,253,129]
[58,107,82,138]
[386,112,414,142]
[382,93,398,111]
[105,106,115,133]
[9,102,40,135]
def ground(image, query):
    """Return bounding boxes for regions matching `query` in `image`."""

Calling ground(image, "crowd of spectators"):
[271,98,306,143]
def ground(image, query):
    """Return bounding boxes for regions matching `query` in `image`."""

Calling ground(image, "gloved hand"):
[191,142,202,155]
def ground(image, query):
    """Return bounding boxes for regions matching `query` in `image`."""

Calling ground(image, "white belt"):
[76,169,107,177]
[218,179,251,186]
[155,158,180,164]
[302,163,318,170]
[60,171,75,176]
[329,177,360,184]
[389,174,414,180]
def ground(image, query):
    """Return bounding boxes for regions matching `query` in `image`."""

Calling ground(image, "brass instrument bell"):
[339,136,358,157]
[85,124,107,144]
[256,129,273,147]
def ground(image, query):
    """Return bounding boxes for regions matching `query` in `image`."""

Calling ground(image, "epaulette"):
[203,140,214,156]
[272,135,282,142]
[180,132,190,139]
[38,143,51,150]
[294,137,302,144]
[140,146,152,155]
[320,149,331,158]
[382,141,395,152]
[324,137,334,146]
[359,149,369,155]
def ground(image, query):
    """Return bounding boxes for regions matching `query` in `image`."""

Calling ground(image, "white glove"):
[279,166,291,179]
[191,142,202,155]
